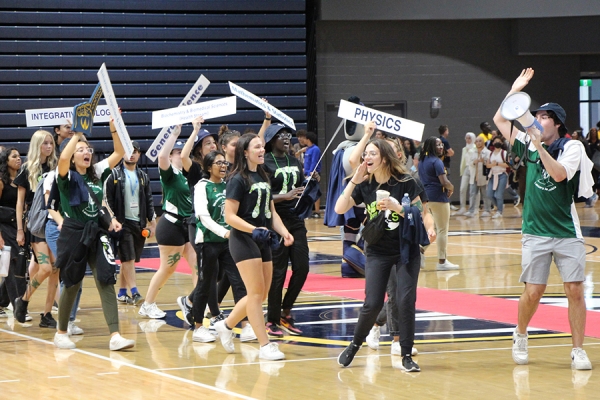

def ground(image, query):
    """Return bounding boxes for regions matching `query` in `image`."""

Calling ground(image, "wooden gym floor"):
[1,203,600,399]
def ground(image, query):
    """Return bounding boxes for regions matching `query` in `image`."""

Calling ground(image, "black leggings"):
[267,218,309,323]
[192,241,246,322]
[352,248,421,356]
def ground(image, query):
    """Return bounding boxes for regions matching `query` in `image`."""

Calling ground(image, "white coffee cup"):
[376,190,390,202]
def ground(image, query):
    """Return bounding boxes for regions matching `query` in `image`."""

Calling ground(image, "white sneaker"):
[68,321,84,335]
[214,320,235,353]
[193,326,216,343]
[240,323,257,342]
[450,205,459,211]
[109,333,135,351]
[138,302,166,319]
[454,208,466,216]
[492,212,503,219]
[366,325,381,350]
[390,341,418,356]
[437,260,459,271]
[571,348,592,370]
[512,330,528,365]
[463,211,475,218]
[259,342,285,361]
[54,332,76,349]
[480,211,491,217]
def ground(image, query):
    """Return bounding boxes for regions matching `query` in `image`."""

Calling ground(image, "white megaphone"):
[499,92,543,133]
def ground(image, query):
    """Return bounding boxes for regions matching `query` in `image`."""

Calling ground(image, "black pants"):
[352,248,420,356]
[0,222,26,307]
[192,241,246,322]
[267,218,309,323]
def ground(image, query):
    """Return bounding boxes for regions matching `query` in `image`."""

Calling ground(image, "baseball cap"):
[171,140,185,153]
[131,141,141,152]
[531,103,567,128]
[192,129,219,154]
[264,123,292,144]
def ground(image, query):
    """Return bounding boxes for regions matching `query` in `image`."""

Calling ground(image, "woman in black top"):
[334,133,435,372]
[263,124,309,337]
[13,129,58,328]
[0,148,26,309]
[214,133,293,361]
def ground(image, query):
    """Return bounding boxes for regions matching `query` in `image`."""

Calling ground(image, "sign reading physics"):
[337,100,425,141]
[228,81,296,130]
[151,96,237,130]
[146,75,210,161]
[97,63,134,158]
[25,105,112,127]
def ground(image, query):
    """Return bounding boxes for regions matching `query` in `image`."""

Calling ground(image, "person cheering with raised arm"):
[493,68,594,370]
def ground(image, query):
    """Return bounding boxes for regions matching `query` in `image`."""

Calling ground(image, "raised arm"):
[493,68,535,145]
[182,116,203,172]
[58,131,84,177]
[334,161,368,214]
[348,121,375,171]
[157,125,181,171]
[257,100,271,144]
[105,117,126,169]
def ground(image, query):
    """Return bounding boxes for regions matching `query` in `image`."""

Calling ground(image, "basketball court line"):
[0,328,255,400]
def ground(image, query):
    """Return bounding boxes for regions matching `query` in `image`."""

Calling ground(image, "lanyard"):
[125,169,138,197]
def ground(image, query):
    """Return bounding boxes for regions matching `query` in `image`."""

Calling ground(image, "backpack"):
[27,173,49,238]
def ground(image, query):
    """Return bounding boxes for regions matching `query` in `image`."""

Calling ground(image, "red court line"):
[136,259,600,338]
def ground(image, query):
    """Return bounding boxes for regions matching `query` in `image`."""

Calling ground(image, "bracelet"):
[18,228,23,231]
[350,181,360,185]
[111,130,117,134]
[264,117,271,121]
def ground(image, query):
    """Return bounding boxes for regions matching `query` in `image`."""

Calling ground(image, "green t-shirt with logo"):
[56,159,111,223]
[160,165,193,218]
[512,132,582,238]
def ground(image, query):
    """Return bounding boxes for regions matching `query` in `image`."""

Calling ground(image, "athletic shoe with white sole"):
[193,326,216,343]
[571,348,592,370]
[109,333,135,351]
[68,321,84,335]
[259,342,285,361]
[54,332,76,349]
[209,313,226,333]
[338,343,361,367]
[401,355,420,372]
[177,296,194,325]
[138,302,166,319]
[240,323,257,342]
[366,325,381,350]
[214,320,235,353]
[512,330,529,365]
[437,260,459,271]
[391,341,418,356]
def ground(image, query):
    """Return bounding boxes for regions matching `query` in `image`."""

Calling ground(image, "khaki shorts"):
[519,234,586,284]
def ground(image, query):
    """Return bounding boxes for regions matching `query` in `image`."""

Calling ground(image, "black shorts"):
[155,215,189,246]
[117,219,146,262]
[229,229,272,264]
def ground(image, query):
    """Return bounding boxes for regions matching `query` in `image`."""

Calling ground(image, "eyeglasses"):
[362,151,379,159]
[75,147,94,154]
[213,161,230,167]
[277,133,292,140]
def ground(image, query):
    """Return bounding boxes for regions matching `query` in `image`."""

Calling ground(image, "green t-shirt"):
[512,132,582,238]
[194,179,229,243]
[160,165,193,218]
[57,159,111,223]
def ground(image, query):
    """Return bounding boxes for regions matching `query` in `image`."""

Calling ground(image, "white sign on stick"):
[151,96,237,130]
[228,81,296,130]
[97,63,134,158]
[25,105,112,127]
[337,100,425,142]
[146,75,210,161]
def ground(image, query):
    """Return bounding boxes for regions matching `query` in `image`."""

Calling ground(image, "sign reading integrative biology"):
[337,99,425,141]
[151,96,237,130]
[25,105,112,127]
[97,63,134,158]
[228,81,296,130]
[146,75,210,161]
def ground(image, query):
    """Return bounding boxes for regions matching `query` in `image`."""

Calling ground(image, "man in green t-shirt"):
[494,68,594,371]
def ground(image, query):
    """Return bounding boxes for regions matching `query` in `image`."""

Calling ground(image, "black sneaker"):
[39,312,57,328]
[177,296,194,325]
[401,355,420,372]
[130,292,144,306]
[14,297,28,323]
[337,343,361,367]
